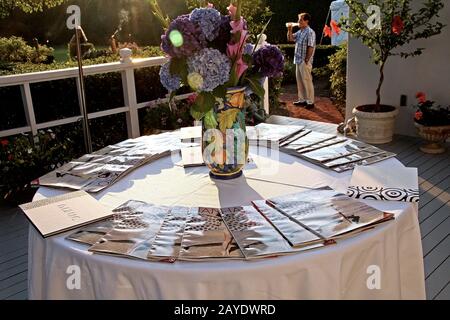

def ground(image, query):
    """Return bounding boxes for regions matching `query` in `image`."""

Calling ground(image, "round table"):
[28,145,426,299]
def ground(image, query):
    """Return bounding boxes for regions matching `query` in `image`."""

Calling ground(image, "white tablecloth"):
[28,146,426,299]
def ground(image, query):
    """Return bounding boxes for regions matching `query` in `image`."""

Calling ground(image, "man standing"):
[287,13,316,109]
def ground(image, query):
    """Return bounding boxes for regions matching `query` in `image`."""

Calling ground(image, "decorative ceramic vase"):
[414,122,450,154]
[353,105,399,144]
[202,87,249,180]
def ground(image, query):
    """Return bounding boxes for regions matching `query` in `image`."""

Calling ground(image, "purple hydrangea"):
[189,8,222,41]
[187,48,231,92]
[161,14,207,58]
[252,45,285,78]
[209,15,232,53]
[159,61,181,91]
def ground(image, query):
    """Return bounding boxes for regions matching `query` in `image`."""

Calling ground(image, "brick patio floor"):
[278,84,344,125]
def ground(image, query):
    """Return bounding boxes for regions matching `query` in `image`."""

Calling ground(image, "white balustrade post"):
[263,77,270,115]
[120,48,140,138]
[20,83,38,136]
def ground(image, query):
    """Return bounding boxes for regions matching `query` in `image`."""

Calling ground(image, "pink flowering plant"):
[150,0,284,125]
[413,92,450,127]
[344,0,445,112]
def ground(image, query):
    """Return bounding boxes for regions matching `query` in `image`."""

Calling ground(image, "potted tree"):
[344,0,445,144]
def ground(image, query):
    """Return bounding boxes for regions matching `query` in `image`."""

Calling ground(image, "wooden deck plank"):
[0,279,27,300]
[435,283,450,300]
[423,235,449,278]
[420,170,450,191]
[0,227,28,243]
[425,257,450,300]
[419,157,450,182]
[0,270,27,291]
[419,196,449,224]
[5,289,27,300]
[0,260,27,281]
[421,217,450,257]
[419,185,449,210]
[0,234,28,253]
[0,253,27,274]
[0,247,28,265]
[0,245,28,262]
[420,203,450,238]
[419,176,449,199]
[397,145,425,163]
[0,223,29,236]
[382,136,419,155]
[407,150,450,170]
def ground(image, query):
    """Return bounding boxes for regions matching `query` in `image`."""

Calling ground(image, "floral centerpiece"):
[150,0,284,179]
[413,92,450,154]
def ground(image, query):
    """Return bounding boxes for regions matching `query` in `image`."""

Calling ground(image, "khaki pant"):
[296,62,314,104]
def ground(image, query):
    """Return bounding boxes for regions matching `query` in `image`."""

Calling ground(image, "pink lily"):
[227,3,237,19]
[230,17,245,34]
[235,58,248,78]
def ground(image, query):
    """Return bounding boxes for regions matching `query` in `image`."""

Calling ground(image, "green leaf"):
[217,109,240,133]
[192,92,215,113]
[169,57,188,83]
[212,85,226,100]
[203,110,218,129]
[246,77,265,100]
[190,106,205,121]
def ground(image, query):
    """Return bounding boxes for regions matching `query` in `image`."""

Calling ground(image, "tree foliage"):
[344,0,445,107]
[0,0,66,18]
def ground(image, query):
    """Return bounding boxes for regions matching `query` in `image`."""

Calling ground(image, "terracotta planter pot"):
[352,105,399,144]
[414,122,450,154]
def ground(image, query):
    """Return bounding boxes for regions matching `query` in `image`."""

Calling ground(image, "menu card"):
[246,123,305,148]
[347,166,419,202]
[220,206,295,258]
[180,126,202,143]
[20,190,114,238]
[180,146,204,167]
[179,207,244,260]
[252,200,322,247]
[280,129,397,172]
[88,203,169,259]
[262,188,393,241]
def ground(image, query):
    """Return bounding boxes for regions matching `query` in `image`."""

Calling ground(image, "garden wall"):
[346,1,450,137]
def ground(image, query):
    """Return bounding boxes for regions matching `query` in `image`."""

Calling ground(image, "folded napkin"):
[347,166,419,202]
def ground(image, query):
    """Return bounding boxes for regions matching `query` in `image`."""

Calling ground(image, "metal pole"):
[320,8,331,45]
[75,26,93,154]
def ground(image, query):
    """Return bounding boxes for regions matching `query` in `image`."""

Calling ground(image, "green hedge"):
[279,44,338,68]
[329,43,347,109]
[280,44,338,86]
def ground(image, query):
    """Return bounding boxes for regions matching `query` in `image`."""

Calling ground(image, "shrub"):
[278,44,338,69]
[139,99,194,135]
[0,127,82,201]
[0,36,54,64]
[280,44,338,85]
[328,43,347,108]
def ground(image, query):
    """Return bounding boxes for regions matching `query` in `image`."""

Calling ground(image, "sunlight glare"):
[169,30,183,47]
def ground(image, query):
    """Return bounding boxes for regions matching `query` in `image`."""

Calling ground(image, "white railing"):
[0,52,269,139]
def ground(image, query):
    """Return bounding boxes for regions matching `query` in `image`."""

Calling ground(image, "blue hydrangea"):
[187,48,231,92]
[189,8,222,41]
[243,43,254,56]
[159,62,181,91]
